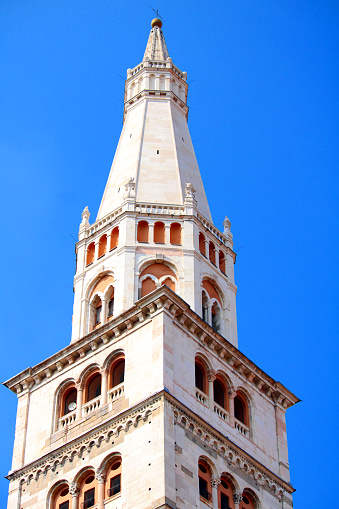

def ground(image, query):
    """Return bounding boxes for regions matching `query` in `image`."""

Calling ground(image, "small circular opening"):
[221,480,229,489]
[111,461,121,471]
[198,464,207,474]
[85,475,94,484]
[243,496,250,504]
[60,488,69,497]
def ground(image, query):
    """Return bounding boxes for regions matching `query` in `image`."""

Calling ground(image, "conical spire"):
[143,18,169,61]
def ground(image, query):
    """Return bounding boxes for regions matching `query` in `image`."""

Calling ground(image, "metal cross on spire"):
[149,5,165,22]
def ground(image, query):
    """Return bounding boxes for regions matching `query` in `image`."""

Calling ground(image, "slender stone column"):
[211,478,220,509]
[149,223,154,243]
[215,249,219,268]
[165,224,171,244]
[101,369,108,406]
[228,390,236,427]
[70,483,79,509]
[101,297,108,325]
[233,491,243,509]
[96,472,106,509]
[94,240,99,261]
[76,385,83,421]
[207,371,216,411]
[204,240,209,259]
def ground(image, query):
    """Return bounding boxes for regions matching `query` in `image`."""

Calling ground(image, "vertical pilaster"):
[229,390,236,428]
[101,370,108,406]
[211,478,220,509]
[207,371,215,411]
[70,483,79,509]
[76,384,83,421]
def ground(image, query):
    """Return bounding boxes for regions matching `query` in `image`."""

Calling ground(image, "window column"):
[215,249,219,267]
[76,383,83,421]
[101,369,108,406]
[94,240,100,261]
[165,224,171,244]
[228,390,236,427]
[96,472,106,509]
[204,239,210,259]
[233,492,243,509]
[207,370,216,411]
[101,297,108,325]
[70,483,79,509]
[149,223,154,243]
[211,478,220,509]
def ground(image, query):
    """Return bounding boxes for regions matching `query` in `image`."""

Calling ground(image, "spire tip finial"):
[151,18,162,28]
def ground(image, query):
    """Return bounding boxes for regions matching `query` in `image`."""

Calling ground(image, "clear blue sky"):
[1,1,338,506]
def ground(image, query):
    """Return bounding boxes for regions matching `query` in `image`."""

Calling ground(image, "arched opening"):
[209,241,216,265]
[211,301,221,332]
[60,386,77,417]
[110,358,125,389]
[195,360,207,394]
[86,243,95,266]
[162,277,175,291]
[234,393,249,427]
[105,286,114,321]
[141,277,156,298]
[90,295,102,330]
[110,227,119,250]
[98,235,107,258]
[241,490,256,509]
[51,483,71,509]
[85,373,102,403]
[170,223,181,245]
[199,233,206,256]
[218,477,235,509]
[219,251,226,274]
[198,459,212,503]
[78,471,97,509]
[104,457,122,500]
[214,379,227,410]
[202,290,209,323]
[154,222,165,243]
[137,221,149,242]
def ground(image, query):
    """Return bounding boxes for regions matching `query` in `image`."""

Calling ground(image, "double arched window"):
[88,275,115,331]
[201,280,223,334]
[139,262,177,299]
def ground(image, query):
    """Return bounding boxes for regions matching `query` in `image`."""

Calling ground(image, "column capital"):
[207,369,216,382]
[233,492,243,504]
[211,477,220,488]
[70,482,80,496]
[95,469,106,483]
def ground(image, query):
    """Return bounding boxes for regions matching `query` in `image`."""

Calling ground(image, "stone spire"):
[143,18,169,61]
[96,19,212,222]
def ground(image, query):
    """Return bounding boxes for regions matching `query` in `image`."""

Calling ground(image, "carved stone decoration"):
[79,206,90,231]
[223,216,233,240]
[95,469,106,483]
[184,182,196,203]
[123,177,136,199]
[70,482,80,496]
[233,492,243,504]
[211,477,221,488]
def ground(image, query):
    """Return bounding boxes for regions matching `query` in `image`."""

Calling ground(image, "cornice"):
[3,287,299,410]
[6,390,294,502]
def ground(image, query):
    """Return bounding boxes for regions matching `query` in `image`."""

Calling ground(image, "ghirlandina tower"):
[5,18,299,509]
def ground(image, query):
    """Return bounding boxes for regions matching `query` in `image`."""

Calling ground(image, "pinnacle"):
[143,21,169,61]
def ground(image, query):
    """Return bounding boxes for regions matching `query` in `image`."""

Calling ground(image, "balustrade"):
[107,383,124,403]
[234,418,249,436]
[58,410,76,429]
[82,396,101,417]
[195,388,208,406]
[213,402,229,422]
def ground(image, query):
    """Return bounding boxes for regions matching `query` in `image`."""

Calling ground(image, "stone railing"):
[195,388,208,406]
[58,410,76,429]
[82,395,101,417]
[213,403,229,422]
[85,207,123,238]
[197,211,227,246]
[107,383,124,403]
[235,418,250,437]
[135,203,184,216]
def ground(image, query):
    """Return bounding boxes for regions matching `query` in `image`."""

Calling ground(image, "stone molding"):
[4,287,299,411]
[7,393,161,484]
[167,395,292,501]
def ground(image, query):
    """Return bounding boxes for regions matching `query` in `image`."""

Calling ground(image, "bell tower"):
[5,19,299,509]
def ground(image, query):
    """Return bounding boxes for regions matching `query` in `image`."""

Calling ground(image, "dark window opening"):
[108,474,121,497]
[64,388,77,415]
[112,360,125,387]
[108,298,114,317]
[95,305,102,325]
[195,364,204,392]
[198,477,211,501]
[213,380,225,408]
[59,502,69,509]
[221,493,231,509]
[83,488,95,509]
[234,396,245,424]
[87,374,101,401]
[243,496,250,504]
[156,149,159,154]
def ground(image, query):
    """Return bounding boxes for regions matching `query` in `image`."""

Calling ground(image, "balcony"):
[235,418,250,437]
[107,382,124,403]
[82,395,101,417]
[58,410,76,428]
[195,388,208,406]
[213,402,229,422]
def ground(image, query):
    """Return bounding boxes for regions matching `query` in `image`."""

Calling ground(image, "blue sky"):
[1,1,338,506]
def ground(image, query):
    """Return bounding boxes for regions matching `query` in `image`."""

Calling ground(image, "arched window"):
[211,301,221,332]
[137,221,149,242]
[214,379,227,409]
[61,386,77,416]
[86,373,102,403]
[198,459,212,502]
[241,491,256,509]
[51,483,71,509]
[170,223,181,244]
[202,290,209,323]
[105,457,122,500]
[199,233,206,256]
[111,359,125,388]
[154,222,165,243]
[141,277,156,298]
[98,235,107,258]
[108,296,114,319]
[219,251,226,274]
[234,393,249,427]
[218,477,234,509]
[195,360,207,394]
[110,227,119,250]
[79,472,97,509]
[86,243,95,266]
[209,241,216,265]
